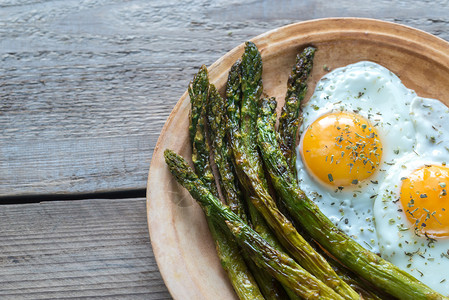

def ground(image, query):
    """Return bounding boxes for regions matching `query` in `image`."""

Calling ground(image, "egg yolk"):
[301,112,383,187]
[400,165,449,238]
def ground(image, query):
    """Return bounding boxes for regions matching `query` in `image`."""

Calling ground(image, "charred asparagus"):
[164,149,344,300]
[227,42,359,300]
[278,46,316,178]
[207,82,288,299]
[188,66,264,300]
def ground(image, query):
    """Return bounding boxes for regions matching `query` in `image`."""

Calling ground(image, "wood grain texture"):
[1,0,449,197]
[0,198,171,299]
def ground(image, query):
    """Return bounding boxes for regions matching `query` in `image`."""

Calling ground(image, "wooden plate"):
[147,18,449,299]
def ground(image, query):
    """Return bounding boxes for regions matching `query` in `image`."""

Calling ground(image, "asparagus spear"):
[188,66,216,193]
[207,84,246,221]
[246,196,296,300]
[225,59,242,136]
[164,149,344,300]
[225,58,285,251]
[188,66,264,300]
[256,97,447,300]
[188,65,209,148]
[240,42,263,156]
[228,43,359,300]
[208,83,283,299]
[225,52,304,300]
[208,83,289,300]
[305,230,391,299]
[278,47,316,178]
[244,257,289,300]
[327,257,387,300]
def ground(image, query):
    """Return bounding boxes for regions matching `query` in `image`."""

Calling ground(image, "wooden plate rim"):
[146,17,449,300]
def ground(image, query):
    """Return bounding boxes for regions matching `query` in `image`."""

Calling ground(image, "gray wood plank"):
[0,198,172,299]
[1,0,449,197]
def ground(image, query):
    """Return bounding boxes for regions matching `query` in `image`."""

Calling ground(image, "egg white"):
[296,61,418,253]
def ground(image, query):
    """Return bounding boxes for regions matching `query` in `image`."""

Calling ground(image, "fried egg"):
[373,97,449,295]
[296,61,417,253]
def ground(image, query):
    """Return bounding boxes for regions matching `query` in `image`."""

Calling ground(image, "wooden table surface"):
[1,0,449,299]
